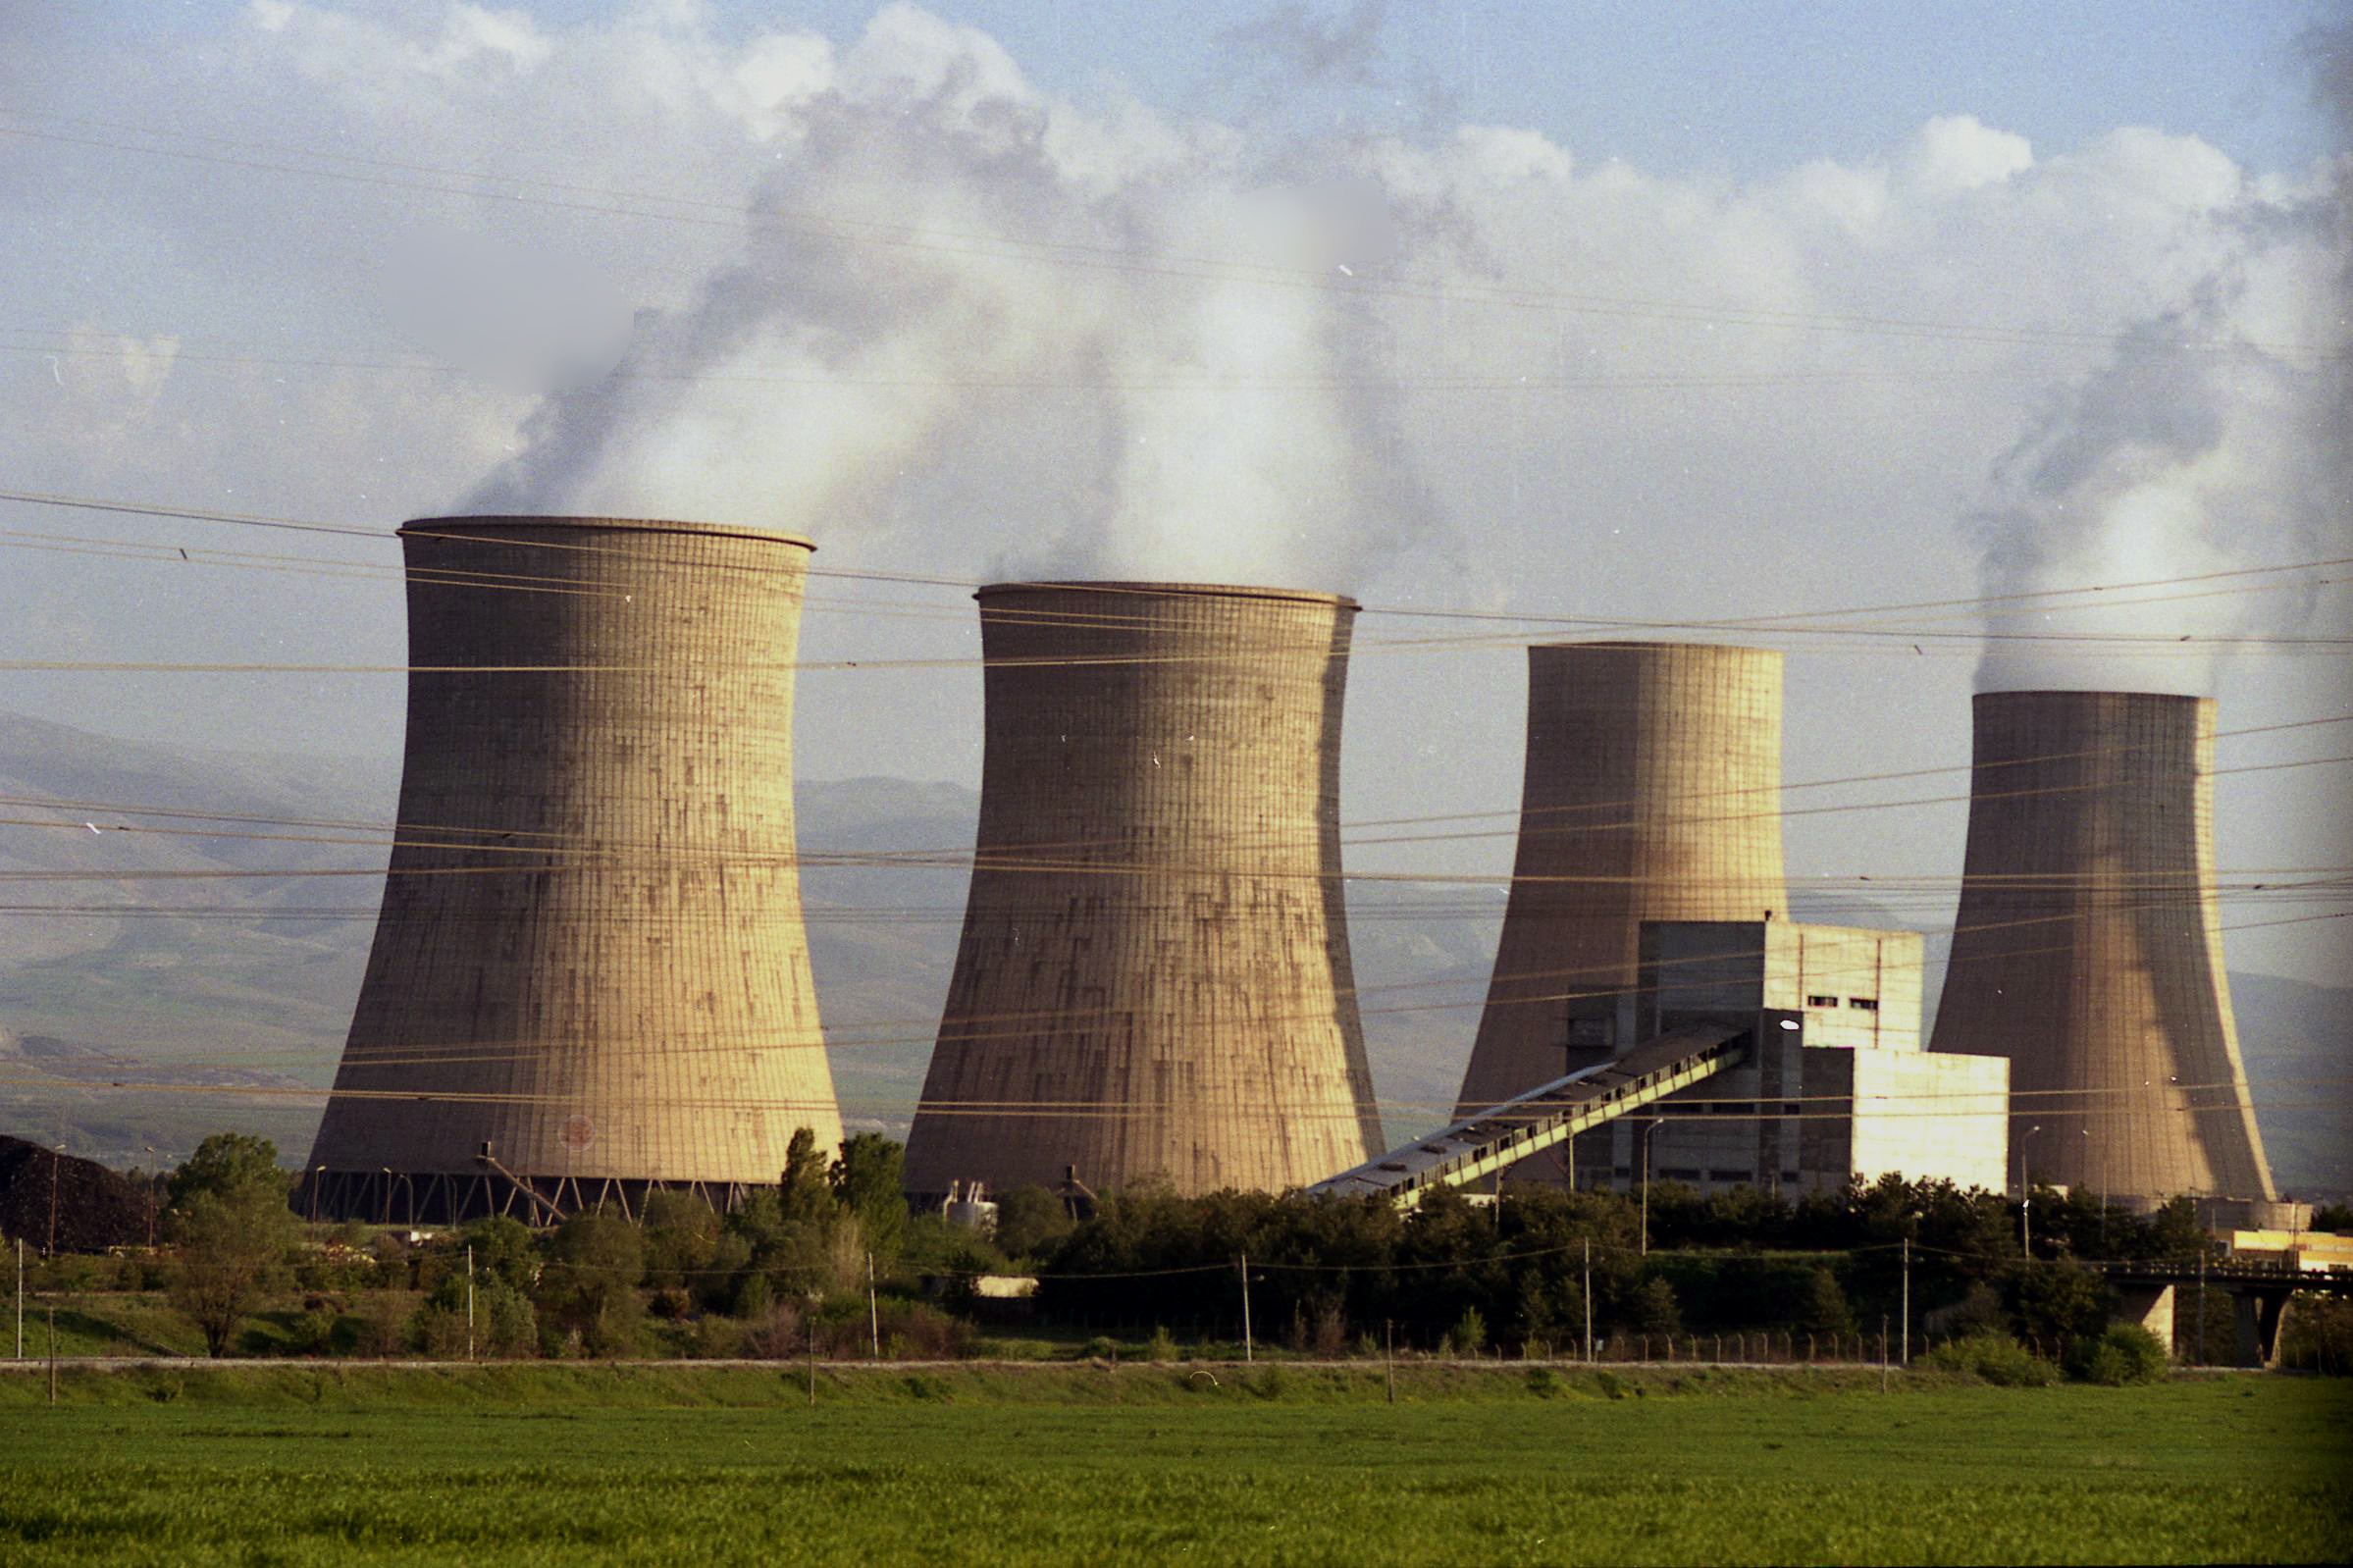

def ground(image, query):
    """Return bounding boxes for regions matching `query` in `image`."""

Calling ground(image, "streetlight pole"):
[1639,1118,1658,1256]
[2019,1125,2041,1259]
[1900,1235,1910,1367]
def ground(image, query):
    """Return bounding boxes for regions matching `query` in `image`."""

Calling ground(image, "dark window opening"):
[1849,997,1879,1012]
[1806,994,1840,1008]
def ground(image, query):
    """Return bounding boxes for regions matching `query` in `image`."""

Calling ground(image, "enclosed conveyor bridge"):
[1307,1020,1768,1209]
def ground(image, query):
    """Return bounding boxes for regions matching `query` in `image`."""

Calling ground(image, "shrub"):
[1082,1335,1120,1362]
[1145,1326,1179,1363]
[690,1316,748,1360]
[1525,1366,1564,1398]
[1920,1332,2055,1387]
[2071,1323,2169,1386]
[743,1303,808,1361]
[1451,1306,1488,1357]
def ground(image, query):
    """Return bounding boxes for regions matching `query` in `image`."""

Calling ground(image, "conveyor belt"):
[1306,1023,1752,1209]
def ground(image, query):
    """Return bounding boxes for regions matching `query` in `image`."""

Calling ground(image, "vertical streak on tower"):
[901,582,1380,1197]
[307,517,841,1219]
[1929,691,2274,1202]
[1454,643,1788,1119]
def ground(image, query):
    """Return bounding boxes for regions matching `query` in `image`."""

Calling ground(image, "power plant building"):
[1580,919,2009,1196]
[304,517,842,1223]
[1454,643,1789,1121]
[901,581,1381,1198]
[1928,690,2283,1219]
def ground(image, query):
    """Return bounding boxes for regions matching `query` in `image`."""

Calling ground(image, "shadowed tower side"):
[1929,690,2274,1205]
[902,582,1380,1197]
[306,517,841,1223]
[1454,643,1788,1122]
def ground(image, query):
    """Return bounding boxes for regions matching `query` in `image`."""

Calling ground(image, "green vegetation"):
[0,1372,2342,1565]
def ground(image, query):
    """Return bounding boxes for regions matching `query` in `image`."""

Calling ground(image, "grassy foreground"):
[0,1366,2345,1565]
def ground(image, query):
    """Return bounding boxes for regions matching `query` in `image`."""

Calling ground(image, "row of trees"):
[66,1128,2338,1369]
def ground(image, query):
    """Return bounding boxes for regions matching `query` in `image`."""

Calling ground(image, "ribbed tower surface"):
[1929,691,2275,1203]
[1453,643,1788,1119]
[901,582,1381,1198]
[306,517,841,1221]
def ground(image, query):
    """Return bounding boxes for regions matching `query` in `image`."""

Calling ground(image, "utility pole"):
[1238,1252,1253,1363]
[1879,1314,1888,1394]
[49,1143,63,1256]
[1385,1320,1395,1404]
[1901,1236,1910,1368]
[2019,1124,2040,1259]
[48,1304,58,1405]
[1582,1236,1594,1364]
[807,1316,816,1406]
[15,1237,23,1360]
[1639,1121,1652,1256]
[866,1252,880,1360]
[465,1245,475,1362]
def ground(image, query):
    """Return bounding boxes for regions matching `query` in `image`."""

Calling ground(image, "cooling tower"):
[1454,643,1788,1121]
[305,517,841,1224]
[900,582,1381,1198]
[1929,690,2275,1204]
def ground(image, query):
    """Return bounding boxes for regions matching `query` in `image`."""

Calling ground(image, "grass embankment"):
[0,1370,2345,1565]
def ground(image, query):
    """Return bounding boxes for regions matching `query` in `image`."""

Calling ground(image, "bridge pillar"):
[2111,1283,2174,1351]
[2231,1289,2293,1369]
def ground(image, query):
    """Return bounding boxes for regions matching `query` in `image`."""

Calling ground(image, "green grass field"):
[0,1367,2345,1565]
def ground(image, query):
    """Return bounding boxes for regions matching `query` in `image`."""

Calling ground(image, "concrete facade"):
[306,517,841,1221]
[1928,691,2275,1205]
[901,582,1380,1198]
[1571,919,2008,1196]
[1455,644,1788,1124]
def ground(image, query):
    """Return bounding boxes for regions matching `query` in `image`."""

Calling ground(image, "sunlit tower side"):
[1453,642,1789,1133]
[305,516,842,1223]
[1928,689,2278,1212]
[902,581,1381,1198]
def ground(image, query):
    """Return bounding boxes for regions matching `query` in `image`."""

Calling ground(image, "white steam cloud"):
[1968,56,2352,693]
[464,4,1433,588]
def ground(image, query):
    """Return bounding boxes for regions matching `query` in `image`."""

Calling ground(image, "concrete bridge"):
[2098,1259,2351,1369]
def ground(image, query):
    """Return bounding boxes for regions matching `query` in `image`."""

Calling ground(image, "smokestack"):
[1929,690,2275,1203]
[902,582,1380,1197]
[1454,643,1788,1118]
[305,517,841,1222]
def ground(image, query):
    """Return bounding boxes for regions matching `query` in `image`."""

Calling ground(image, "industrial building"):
[901,581,1381,1199]
[1574,919,2009,1197]
[1453,642,1789,1123]
[1928,690,2290,1224]
[304,517,842,1224]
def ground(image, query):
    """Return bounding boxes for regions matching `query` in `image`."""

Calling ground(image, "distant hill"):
[1,710,2342,1195]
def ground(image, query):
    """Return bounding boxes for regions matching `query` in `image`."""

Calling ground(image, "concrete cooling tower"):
[900,582,1381,1198]
[305,517,841,1224]
[1929,690,2275,1208]
[1454,643,1789,1122]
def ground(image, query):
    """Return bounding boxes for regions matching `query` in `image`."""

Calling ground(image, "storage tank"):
[901,582,1380,1197]
[304,516,842,1223]
[1929,690,2275,1206]
[1454,643,1788,1123]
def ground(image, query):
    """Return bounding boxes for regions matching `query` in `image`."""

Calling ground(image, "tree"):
[641,1190,719,1289]
[455,1215,539,1293]
[166,1133,287,1213]
[780,1127,832,1228]
[1798,1268,1856,1338]
[993,1186,1074,1261]
[165,1180,297,1357]
[536,1211,645,1357]
[829,1133,910,1263]
[1625,1276,1683,1336]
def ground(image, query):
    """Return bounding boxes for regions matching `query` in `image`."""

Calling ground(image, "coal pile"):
[0,1135,151,1251]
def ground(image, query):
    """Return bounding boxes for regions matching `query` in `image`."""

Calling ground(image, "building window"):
[1657,1168,1703,1182]
[1807,994,1840,1008]
[1707,1170,1752,1183]
[1849,997,1879,1012]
